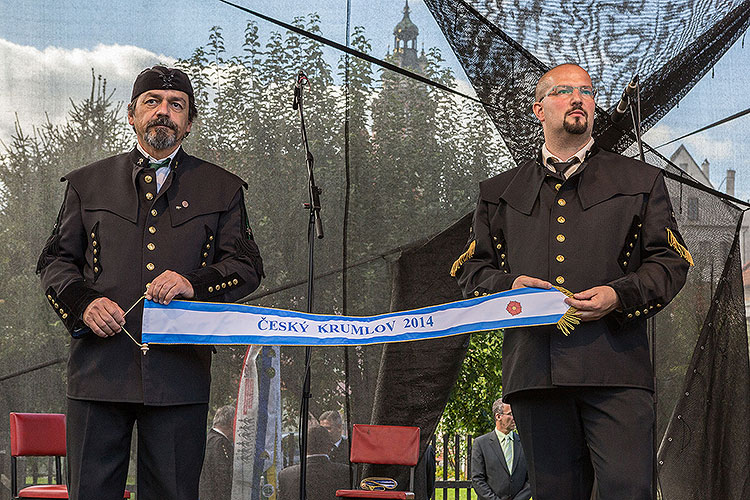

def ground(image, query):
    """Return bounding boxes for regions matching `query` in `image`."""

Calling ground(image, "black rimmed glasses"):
[540,85,597,101]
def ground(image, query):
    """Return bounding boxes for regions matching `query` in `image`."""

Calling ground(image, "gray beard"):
[144,127,178,150]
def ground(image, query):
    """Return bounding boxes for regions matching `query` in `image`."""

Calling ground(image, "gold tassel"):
[666,228,694,266]
[556,309,581,336]
[450,240,476,277]
[553,286,579,336]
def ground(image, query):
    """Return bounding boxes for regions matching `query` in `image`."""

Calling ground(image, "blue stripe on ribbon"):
[144,288,555,321]
[145,285,552,319]
[142,315,563,346]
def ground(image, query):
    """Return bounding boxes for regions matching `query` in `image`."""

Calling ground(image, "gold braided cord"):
[121,294,149,354]
[450,239,476,277]
[553,285,579,336]
[360,477,398,491]
[124,294,146,317]
[666,228,694,266]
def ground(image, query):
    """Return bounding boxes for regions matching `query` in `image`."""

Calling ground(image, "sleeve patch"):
[666,228,694,266]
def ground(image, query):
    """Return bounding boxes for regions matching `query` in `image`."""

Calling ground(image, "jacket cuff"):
[184,268,246,301]
[608,275,666,323]
[466,273,520,298]
[46,281,103,337]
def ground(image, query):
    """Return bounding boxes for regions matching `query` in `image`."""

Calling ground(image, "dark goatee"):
[564,105,588,134]
[563,118,588,134]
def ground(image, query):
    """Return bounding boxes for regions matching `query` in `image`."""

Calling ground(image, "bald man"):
[453,64,690,499]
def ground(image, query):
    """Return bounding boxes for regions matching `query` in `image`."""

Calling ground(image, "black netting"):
[657,219,750,500]
[424,0,750,158]
[465,0,750,110]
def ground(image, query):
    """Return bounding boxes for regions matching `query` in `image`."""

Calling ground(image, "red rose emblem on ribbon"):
[506,301,522,316]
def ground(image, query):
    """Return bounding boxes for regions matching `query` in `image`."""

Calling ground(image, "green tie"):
[149,159,169,169]
[501,433,514,473]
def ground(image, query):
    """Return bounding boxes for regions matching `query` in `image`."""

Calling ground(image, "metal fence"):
[432,433,475,499]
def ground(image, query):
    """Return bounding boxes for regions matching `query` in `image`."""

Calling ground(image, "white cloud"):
[681,134,735,162]
[0,38,174,144]
[644,123,735,162]
[643,123,681,149]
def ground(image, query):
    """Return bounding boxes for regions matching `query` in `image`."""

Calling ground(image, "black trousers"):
[66,398,209,500]
[507,387,653,500]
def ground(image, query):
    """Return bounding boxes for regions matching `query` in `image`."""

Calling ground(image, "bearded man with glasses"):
[453,64,691,499]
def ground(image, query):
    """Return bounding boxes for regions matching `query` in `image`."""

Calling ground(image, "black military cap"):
[131,66,194,104]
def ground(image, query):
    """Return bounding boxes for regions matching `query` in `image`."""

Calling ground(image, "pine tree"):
[0,73,129,412]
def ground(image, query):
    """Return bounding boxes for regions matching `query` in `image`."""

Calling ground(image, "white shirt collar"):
[136,142,181,165]
[541,137,595,178]
[494,427,512,442]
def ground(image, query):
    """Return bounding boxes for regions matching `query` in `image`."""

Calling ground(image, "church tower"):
[392,0,425,71]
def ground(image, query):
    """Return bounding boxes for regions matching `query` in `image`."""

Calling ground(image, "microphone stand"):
[293,70,324,500]
[628,75,645,163]
[626,77,657,500]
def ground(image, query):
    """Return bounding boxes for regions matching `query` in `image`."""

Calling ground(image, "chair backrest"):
[349,424,420,466]
[10,413,67,457]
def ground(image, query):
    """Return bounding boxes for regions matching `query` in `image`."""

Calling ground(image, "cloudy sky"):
[1,0,748,198]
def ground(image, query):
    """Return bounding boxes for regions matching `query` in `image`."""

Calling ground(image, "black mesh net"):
[0,1,749,499]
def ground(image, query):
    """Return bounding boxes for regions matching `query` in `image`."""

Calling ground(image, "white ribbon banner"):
[141,287,572,346]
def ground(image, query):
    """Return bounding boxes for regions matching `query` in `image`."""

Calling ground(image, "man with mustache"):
[38,66,264,499]
[453,64,691,499]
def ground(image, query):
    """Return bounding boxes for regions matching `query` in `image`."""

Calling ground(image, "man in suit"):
[471,399,531,500]
[454,63,690,499]
[199,405,235,500]
[278,425,350,500]
[319,410,349,464]
[38,66,264,499]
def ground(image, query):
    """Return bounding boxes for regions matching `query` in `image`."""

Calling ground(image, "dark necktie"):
[548,157,580,176]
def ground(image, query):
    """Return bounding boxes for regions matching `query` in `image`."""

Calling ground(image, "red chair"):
[9,413,130,499]
[336,424,420,499]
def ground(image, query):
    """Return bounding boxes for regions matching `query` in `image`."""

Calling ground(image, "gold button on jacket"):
[453,147,690,396]
[37,147,265,405]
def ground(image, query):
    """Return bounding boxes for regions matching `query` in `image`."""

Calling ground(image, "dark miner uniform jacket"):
[454,146,691,397]
[38,147,264,405]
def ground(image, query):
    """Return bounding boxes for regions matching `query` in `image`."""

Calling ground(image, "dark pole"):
[628,77,657,500]
[294,69,324,500]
